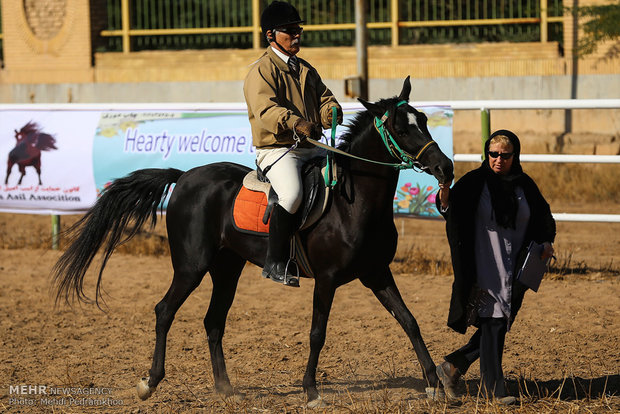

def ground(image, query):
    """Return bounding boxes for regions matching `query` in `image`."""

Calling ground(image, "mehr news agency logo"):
[7,384,124,407]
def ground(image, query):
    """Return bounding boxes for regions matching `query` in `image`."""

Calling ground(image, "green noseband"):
[374,100,437,171]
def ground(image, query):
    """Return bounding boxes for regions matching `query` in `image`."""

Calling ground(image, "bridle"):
[373,100,438,172]
[309,100,438,172]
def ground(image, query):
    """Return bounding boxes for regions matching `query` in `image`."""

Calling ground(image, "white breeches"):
[256,146,324,214]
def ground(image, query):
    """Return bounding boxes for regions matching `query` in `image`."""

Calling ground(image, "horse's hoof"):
[425,386,446,401]
[224,393,245,403]
[215,383,235,397]
[307,396,328,409]
[136,377,156,400]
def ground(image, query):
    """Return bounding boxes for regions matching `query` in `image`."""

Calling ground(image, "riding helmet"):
[261,1,305,38]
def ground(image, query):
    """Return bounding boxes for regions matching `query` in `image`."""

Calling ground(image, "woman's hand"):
[438,183,450,209]
[541,242,555,260]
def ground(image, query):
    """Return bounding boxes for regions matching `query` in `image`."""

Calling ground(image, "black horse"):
[53,77,453,406]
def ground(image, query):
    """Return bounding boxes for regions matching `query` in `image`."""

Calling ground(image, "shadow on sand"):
[242,373,618,402]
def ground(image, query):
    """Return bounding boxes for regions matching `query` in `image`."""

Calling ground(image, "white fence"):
[1,99,618,223]
[439,98,620,223]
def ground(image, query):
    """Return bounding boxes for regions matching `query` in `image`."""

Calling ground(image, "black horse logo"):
[5,121,58,185]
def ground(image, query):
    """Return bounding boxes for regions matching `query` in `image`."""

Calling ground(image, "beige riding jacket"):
[244,47,341,149]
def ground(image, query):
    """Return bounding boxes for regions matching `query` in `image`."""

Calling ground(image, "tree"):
[573,0,620,59]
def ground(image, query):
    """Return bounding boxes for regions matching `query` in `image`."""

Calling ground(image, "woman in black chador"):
[435,130,556,404]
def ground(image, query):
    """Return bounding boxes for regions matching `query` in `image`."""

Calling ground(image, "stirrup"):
[282,258,300,287]
[261,260,300,287]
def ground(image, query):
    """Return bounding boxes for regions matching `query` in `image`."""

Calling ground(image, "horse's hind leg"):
[137,266,208,400]
[32,157,43,185]
[360,268,439,387]
[203,248,245,396]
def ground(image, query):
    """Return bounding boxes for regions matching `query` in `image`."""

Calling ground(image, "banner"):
[0,104,452,217]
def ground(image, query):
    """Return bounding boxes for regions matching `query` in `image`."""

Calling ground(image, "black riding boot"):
[262,204,300,287]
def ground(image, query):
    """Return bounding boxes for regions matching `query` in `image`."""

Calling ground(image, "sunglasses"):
[488,151,514,160]
[276,26,303,36]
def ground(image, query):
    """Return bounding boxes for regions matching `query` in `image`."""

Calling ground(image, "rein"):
[309,100,438,173]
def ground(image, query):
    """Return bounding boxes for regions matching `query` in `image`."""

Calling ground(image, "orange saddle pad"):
[232,186,270,234]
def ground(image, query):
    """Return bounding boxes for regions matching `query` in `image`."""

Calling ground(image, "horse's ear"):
[398,76,411,102]
[358,98,384,118]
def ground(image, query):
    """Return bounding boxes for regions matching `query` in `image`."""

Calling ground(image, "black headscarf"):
[482,129,524,229]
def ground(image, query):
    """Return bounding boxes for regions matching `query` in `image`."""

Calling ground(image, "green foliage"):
[572,0,620,58]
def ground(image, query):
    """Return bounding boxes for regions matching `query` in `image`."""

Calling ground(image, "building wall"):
[90,41,618,84]
[0,0,617,153]
[0,0,93,84]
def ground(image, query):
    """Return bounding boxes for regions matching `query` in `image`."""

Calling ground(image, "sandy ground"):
[0,214,618,413]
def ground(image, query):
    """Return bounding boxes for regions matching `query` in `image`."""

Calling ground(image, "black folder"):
[516,241,550,292]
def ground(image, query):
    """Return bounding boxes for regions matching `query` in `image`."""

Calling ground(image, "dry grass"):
[548,250,619,281]
[392,247,620,280]
[392,245,453,276]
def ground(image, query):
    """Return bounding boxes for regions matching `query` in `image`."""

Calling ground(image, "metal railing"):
[98,0,564,53]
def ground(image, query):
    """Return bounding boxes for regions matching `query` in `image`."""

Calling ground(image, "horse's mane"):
[17,121,57,151]
[18,121,41,138]
[337,97,400,152]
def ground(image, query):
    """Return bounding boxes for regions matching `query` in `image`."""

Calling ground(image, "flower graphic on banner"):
[394,182,438,216]
[98,120,139,138]
[96,181,112,197]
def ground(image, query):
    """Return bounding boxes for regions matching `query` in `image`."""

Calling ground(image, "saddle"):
[232,157,332,278]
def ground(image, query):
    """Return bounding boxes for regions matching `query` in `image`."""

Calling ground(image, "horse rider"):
[243,1,342,287]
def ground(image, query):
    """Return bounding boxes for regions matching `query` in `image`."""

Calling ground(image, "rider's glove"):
[294,119,322,141]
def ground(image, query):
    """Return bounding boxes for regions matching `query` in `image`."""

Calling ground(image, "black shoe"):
[262,262,300,287]
[436,360,461,399]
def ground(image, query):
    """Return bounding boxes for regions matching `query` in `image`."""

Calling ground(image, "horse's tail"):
[52,168,184,308]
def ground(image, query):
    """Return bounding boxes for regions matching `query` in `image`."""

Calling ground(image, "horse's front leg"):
[360,268,438,387]
[302,279,335,407]
[17,165,26,185]
[5,161,13,185]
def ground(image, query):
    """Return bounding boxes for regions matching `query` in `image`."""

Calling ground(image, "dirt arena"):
[0,212,618,413]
